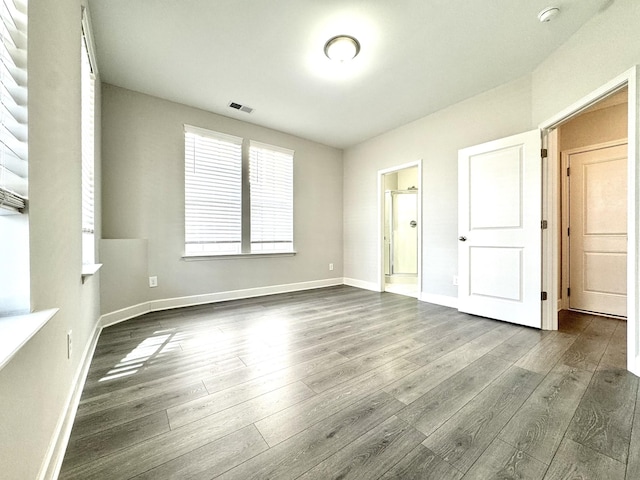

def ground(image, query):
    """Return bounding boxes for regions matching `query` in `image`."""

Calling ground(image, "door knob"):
[458,236,467,241]
[409,221,417,228]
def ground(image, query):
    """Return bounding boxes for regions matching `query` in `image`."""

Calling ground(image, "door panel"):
[469,247,522,300]
[458,130,542,328]
[569,143,627,317]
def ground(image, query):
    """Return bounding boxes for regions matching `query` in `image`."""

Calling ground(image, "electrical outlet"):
[329,263,334,271]
[149,276,158,288]
[67,330,72,359]
[453,275,459,286]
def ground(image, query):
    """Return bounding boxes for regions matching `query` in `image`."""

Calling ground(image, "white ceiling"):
[87,0,611,149]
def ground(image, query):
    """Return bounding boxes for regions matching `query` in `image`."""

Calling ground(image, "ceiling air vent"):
[228,101,254,114]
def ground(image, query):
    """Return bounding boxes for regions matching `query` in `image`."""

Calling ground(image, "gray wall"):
[0,0,102,479]
[100,84,344,313]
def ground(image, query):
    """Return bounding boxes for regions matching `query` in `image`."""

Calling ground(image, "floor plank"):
[565,366,638,463]
[397,354,512,437]
[422,366,542,473]
[463,437,547,480]
[60,381,314,479]
[129,425,268,480]
[216,391,405,480]
[543,438,626,480]
[255,358,419,446]
[498,363,593,465]
[71,381,207,438]
[514,332,577,375]
[295,415,424,480]
[384,323,517,405]
[61,411,170,471]
[378,444,463,480]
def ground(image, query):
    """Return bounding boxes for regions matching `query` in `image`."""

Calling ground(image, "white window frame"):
[183,125,295,258]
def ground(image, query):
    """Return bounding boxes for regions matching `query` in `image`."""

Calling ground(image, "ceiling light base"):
[324,35,361,62]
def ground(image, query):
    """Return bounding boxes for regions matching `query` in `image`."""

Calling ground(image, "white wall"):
[343,76,533,300]
[100,84,344,314]
[0,1,103,479]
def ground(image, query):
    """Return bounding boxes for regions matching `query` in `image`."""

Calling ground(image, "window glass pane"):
[81,26,95,264]
[249,143,293,253]
[184,128,242,255]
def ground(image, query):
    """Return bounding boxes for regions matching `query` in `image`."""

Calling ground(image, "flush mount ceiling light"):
[538,6,560,23]
[324,35,360,62]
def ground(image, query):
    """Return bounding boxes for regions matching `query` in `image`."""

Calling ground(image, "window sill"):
[182,251,297,261]
[81,263,102,283]
[0,308,59,371]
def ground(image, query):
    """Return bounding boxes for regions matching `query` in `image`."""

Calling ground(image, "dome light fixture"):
[324,35,360,62]
[538,6,560,23]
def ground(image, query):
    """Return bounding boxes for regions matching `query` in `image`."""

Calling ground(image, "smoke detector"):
[228,102,254,114]
[538,7,560,23]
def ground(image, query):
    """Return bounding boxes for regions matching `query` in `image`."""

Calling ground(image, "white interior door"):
[568,142,627,317]
[458,130,542,328]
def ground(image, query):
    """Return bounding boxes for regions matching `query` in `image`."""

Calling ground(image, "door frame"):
[540,65,639,376]
[377,160,423,295]
[561,139,628,313]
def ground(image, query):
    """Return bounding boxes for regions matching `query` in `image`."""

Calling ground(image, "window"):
[184,125,294,256]
[0,0,28,317]
[184,126,243,255]
[0,0,28,214]
[249,142,293,252]
[81,10,96,265]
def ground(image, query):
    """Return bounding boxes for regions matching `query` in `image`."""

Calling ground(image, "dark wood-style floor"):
[59,285,639,480]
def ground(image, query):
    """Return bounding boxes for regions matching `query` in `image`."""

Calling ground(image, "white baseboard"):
[100,278,345,329]
[343,277,381,292]
[39,320,102,480]
[149,278,344,312]
[420,292,459,309]
[99,301,154,329]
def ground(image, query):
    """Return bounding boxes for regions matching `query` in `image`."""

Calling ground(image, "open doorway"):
[378,162,422,298]
[540,73,637,373]
[558,88,628,320]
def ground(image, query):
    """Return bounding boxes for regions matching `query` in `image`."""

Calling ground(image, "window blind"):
[249,141,293,253]
[184,126,243,254]
[0,0,27,214]
[81,21,95,264]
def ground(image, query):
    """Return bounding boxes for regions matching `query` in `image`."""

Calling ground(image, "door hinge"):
[567,288,571,297]
[541,220,548,230]
[567,167,570,176]
[541,148,548,159]
[541,291,548,301]
[567,227,570,236]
